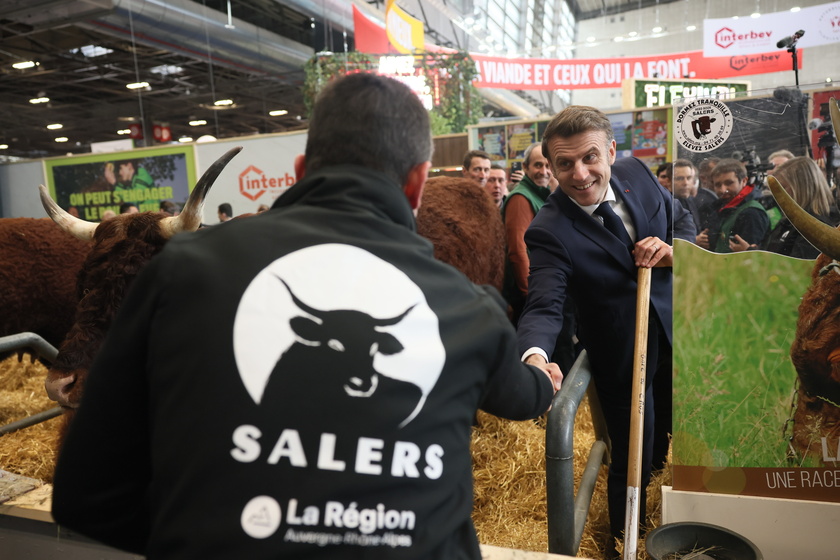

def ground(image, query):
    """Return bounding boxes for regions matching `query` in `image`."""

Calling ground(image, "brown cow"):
[768,170,840,465]
[42,147,242,428]
[0,219,89,350]
[415,175,505,293]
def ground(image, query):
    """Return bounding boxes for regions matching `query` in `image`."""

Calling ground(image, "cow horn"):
[38,185,98,241]
[159,146,243,238]
[767,175,840,261]
[373,303,417,326]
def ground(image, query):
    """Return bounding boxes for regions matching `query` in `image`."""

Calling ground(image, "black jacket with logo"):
[52,165,554,559]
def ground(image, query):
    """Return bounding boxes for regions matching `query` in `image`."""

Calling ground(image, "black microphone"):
[777,30,804,49]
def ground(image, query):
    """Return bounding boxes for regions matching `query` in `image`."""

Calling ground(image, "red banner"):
[472,50,802,90]
[353,5,394,54]
[352,6,802,90]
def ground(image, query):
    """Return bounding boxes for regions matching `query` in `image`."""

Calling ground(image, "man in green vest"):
[501,142,553,325]
[704,158,769,253]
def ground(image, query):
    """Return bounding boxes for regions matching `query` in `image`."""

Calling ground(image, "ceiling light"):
[652,26,663,33]
[686,25,697,31]
[117,129,131,135]
[73,45,113,57]
[791,7,801,12]
[628,31,638,37]
[13,61,37,70]
[47,123,63,130]
[214,99,234,106]
[54,137,69,143]
[196,135,217,143]
[586,36,595,42]
[189,119,207,126]
[29,97,49,104]
[178,136,193,143]
[750,12,761,18]
[613,36,624,42]
[126,81,150,89]
[0,144,8,150]
[269,110,288,117]
[150,64,183,75]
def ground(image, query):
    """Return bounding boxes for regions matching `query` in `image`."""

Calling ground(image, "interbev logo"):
[238,164,296,201]
[818,5,840,41]
[714,26,773,49]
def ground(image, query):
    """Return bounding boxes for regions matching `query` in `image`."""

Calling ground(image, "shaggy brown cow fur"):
[416,176,505,292]
[48,212,177,418]
[42,148,242,435]
[0,218,89,349]
[768,162,840,465]
[790,252,840,464]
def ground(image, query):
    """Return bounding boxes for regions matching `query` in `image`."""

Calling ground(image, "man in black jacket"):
[52,73,562,560]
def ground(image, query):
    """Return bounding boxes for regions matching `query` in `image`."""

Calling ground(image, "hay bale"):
[472,411,551,551]
[1,353,672,557]
[0,355,58,483]
[471,397,671,559]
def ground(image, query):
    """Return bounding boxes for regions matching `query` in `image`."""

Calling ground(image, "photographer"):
[701,158,770,253]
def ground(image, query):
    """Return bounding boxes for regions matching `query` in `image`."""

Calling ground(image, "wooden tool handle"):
[623,266,652,560]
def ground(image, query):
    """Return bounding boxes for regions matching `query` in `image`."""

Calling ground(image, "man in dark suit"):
[516,106,695,557]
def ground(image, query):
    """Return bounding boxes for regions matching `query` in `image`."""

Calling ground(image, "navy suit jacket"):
[517,157,695,394]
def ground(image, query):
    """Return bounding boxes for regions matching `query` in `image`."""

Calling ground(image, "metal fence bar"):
[546,350,611,556]
[0,407,63,436]
[0,332,62,436]
[0,332,58,362]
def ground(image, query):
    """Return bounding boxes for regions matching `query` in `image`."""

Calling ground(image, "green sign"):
[632,79,750,108]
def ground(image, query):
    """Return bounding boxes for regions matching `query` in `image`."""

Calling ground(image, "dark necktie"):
[594,201,633,251]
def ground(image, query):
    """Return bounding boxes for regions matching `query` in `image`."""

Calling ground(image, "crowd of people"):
[49,71,838,560]
[653,152,839,258]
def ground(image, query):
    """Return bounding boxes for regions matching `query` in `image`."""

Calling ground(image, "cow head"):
[768,101,840,460]
[279,276,414,397]
[43,147,242,411]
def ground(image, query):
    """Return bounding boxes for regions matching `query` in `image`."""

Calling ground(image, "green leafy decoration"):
[303,51,480,134]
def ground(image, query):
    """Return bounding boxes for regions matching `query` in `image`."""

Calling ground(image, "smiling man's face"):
[547,130,616,207]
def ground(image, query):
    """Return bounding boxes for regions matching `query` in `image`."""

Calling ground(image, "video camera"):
[812,103,837,150]
[809,102,838,187]
[731,147,774,188]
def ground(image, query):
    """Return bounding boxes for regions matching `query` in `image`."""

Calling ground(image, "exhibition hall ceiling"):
[0,0,680,160]
[571,0,682,21]
[0,0,315,160]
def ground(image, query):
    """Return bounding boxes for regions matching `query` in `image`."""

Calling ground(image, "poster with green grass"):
[672,239,840,502]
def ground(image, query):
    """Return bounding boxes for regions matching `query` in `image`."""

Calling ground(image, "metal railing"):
[546,350,611,556]
[0,332,63,436]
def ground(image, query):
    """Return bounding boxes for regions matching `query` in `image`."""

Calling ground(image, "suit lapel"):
[557,188,635,274]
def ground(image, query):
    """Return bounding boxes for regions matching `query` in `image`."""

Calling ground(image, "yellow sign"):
[386,0,424,54]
